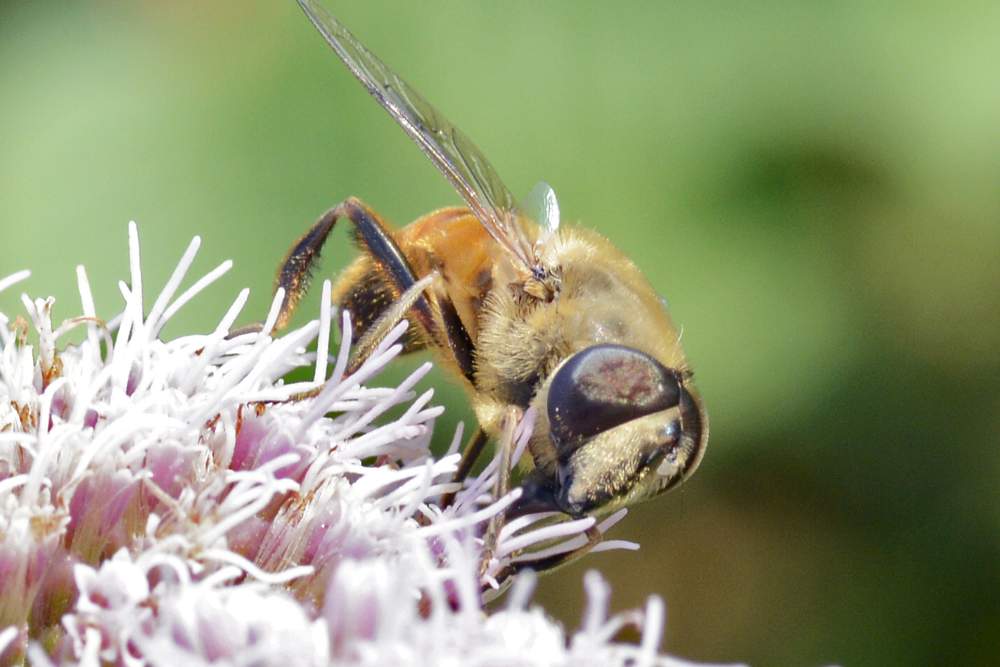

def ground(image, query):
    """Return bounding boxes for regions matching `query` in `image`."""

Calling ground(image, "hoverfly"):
[276,0,707,554]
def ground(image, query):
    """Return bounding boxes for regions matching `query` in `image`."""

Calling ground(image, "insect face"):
[515,344,706,517]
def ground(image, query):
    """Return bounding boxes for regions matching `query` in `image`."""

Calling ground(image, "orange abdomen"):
[395,207,498,340]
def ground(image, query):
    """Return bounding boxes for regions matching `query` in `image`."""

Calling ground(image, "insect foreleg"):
[504,525,603,579]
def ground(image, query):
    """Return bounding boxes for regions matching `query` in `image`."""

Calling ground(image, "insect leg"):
[479,408,520,577]
[345,273,434,375]
[228,205,345,339]
[438,427,489,509]
[269,204,339,333]
[504,526,603,579]
[280,276,433,404]
[274,197,476,381]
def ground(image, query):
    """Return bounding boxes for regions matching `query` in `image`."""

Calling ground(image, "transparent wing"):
[521,181,560,235]
[297,0,536,270]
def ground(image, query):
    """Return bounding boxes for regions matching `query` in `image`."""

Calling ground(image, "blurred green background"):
[2,1,998,664]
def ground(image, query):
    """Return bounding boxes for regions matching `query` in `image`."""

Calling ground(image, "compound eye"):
[547,344,681,455]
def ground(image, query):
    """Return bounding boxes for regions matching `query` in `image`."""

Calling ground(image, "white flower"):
[0,223,744,667]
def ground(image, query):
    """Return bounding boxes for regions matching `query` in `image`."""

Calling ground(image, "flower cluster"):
[0,224,741,666]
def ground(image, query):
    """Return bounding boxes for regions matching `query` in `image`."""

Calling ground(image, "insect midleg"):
[478,407,521,575]
[274,277,433,404]
[439,426,489,509]
[274,197,476,381]
[345,274,435,375]
[278,199,496,517]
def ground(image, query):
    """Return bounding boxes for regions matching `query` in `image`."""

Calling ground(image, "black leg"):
[479,408,521,577]
[272,204,339,333]
[439,426,489,509]
[345,274,433,375]
[272,197,476,381]
[436,296,476,383]
[498,526,603,581]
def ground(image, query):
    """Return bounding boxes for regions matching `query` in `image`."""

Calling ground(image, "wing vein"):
[298,0,536,270]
